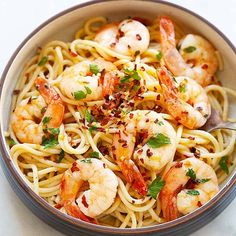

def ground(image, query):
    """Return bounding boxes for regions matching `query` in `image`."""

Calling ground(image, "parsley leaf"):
[179,83,186,93]
[57,149,65,163]
[219,156,229,175]
[42,134,58,149]
[38,56,48,66]
[186,190,200,196]
[183,46,196,53]
[120,76,130,83]
[147,133,171,148]
[74,90,87,100]
[42,116,51,125]
[85,86,92,94]
[186,168,196,180]
[89,64,100,75]
[157,121,164,126]
[48,128,60,135]
[156,51,162,61]
[88,126,97,134]
[133,85,140,91]
[81,158,92,163]
[147,177,165,199]
[89,151,100,159]
[196,178,210,183]
[121,69,141,83]
[85,110,93,123]
[8,137,16,147]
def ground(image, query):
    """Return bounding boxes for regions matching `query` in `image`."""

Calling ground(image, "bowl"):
[0,0,235,235]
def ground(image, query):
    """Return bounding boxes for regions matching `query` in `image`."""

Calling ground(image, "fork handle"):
[215,122,236,131]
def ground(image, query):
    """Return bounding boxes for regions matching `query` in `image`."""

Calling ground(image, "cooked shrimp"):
[59,58,119,100]
[158,67,211,129]
[113,110,176,195]
[160,16,218,86]
[60,158,118,223]
[11,77,64,144]
[95,19,150,56]
[160,157,219,221]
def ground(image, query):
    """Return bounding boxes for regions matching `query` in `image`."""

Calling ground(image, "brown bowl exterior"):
[0,1,236,235]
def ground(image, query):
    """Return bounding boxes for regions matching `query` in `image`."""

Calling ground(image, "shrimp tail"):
[64,203,97,224]
[160,16,175,46]
[100,71,119,98]
[35,77,64,128]
[118,159,147,195]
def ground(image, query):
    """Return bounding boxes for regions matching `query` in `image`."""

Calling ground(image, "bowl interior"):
[0,0,236,233]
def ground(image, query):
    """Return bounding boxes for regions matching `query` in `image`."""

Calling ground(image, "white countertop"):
[0,0,235,235]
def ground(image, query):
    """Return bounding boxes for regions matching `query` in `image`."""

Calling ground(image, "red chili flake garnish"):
[127,44,131,49]
[146,149,153,157]
[103,163,106,168]
[137,149,143,154]
[129,113,134,119]
[145,118,150,123]
[13,89,20,95]
[122,142,128,148]
[132,200,135,204]
[186,59,196,67]
[197,201,202,207]
[118,29,124,38]
[201,64,208,70]
[181,111,188,115]
[54,203,63,209]
[69,49,78,57]
[175,116,181,121]
[188,136,195,140]
[209,147,214,153]
[98,145,109,156]
[86,71,93,76]
[136,34,142,40]
[140,66,145,71]
[71,162,80,172]
[186,179,196,189]
[118,139,124,143]
[175,162,183,168]
[82,195,89,208]
[140,158,144,164]
[110,42,116,48]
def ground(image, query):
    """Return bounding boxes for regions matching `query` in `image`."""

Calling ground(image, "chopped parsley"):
[147,133,171,148]
[156,51,162,61]
[147,177,165,199]
[42,116,51,125]
[186,190,200,196]
[183,46,196,53]
[89,64,100,75]
[47,128,60,135]
[81,158,92,163]
[57,149,65,163]
[89,151,100,159]
[8,137,16,147]
[196,178,210,183]
[42,134,58,149]
[157,121,164,126]
[85,110,93,123]
[88,125,97,134]
[38,56,48,66]
[186,168,196,180]
[133,85,140,91]
[120,69,141,83]
[219,156,229,175]
[85,86,92,94]
[179,83,187,93]
[73,90,87,100]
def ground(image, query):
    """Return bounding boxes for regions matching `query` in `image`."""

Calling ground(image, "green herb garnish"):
[42,116,51,125]
[156,51,162,61]
[120,69,141,83]
[88,126,97,134]
[42,134,58,149]
[183,46,196,53]
[85,110,93,123]
[89,151,100,159]
[57,149,65,163]
[81,158,92,163]
[147,133,171,148]
[85,86,92,94]
[186,190,200,196]
[147,177,165,199]
[196,178,210,183]
[8,137,16,147]
[179,83,187,93]
[186,168,196,180]
[73,90,87,100]
[48,128,60,135]
[38,56,48,66]
[219,156,229,175]
[89,64,100,75]
[157,121,164,126]
[133,85,140,91]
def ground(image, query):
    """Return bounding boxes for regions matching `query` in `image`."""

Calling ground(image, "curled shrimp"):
[113,110,176,195]
[11,77,64,144]
[95,19,150,56]
[58,58,119,100]
[160,157,219,221]
[158,67,211,129]
[60,158,118,223]
[160,16,218,86]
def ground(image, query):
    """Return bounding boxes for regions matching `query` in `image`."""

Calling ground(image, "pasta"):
[5,16,236,228]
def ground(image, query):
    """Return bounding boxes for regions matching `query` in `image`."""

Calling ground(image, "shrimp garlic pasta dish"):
[6,16,236,228]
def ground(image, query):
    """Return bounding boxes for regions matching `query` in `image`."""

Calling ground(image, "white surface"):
[0,0,235,235]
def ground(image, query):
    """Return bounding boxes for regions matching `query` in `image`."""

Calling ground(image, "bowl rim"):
[0,0,235,234]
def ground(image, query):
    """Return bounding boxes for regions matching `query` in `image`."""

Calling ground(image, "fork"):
[200,107,236,132]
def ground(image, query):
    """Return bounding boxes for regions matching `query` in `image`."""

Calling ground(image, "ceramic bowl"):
[0,1,235,235]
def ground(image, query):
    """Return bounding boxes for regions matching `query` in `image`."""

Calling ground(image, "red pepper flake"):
[86,71,93,76]
[71,162,80,172]
[54,203,63,209]
[188,136,195,140]
[122,142,128,148]
[129,113,134,119]
[103,163,106,168]
[127,44,131,49]
[82,195,89,208]
[201,64,208,70]
[197,201,202,207]
[146,149,153,157]
[110,42,116,48]
[175,162,183,168]
[156,94,161,100]
[140,66,145,71]
[145,118,150,123]
[140,158,144,164]
[137,149,143,154]
[69,49,78,57]
[13,89,20,95]
[136,34,142,40]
